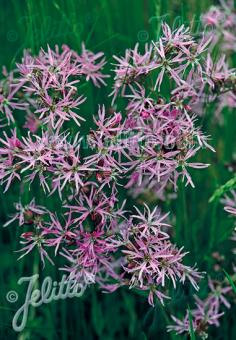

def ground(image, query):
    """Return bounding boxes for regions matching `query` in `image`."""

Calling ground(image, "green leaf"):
[224,270,236,294]
[209,175,236,203]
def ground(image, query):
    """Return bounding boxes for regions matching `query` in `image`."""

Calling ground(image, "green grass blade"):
[209,175,236,203]
[188,307,196,340]
[224,270,236,294]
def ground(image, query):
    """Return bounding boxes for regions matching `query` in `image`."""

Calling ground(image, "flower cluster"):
[200,1,236,122]
[119,205,202,306]
[0,129,97,194]
[168,277,231,339]
[1,44,108,130]
[201,1,236,52]
[107,24,223,196]
[1,23,230,313]
[5,198,201,306]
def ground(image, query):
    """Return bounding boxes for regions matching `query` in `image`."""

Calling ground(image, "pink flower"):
[0,69,27,125]
[125,84,154,114]
[0,129,23,191]
[111,43,156,103]
[222,190,236,216]
[60,230,120,285]
[75,43,109,87]
[35,88,86,129]
[4,198,46,227]
[23,112,41,133]
[17,229,54,267]
[43,212,77,255]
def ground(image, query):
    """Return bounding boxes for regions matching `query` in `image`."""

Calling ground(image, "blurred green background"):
[0,0,236,339]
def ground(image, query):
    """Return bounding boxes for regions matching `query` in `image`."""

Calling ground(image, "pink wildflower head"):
[75,43,109,87]
[222,190,236,216]
[120,205,202,305]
